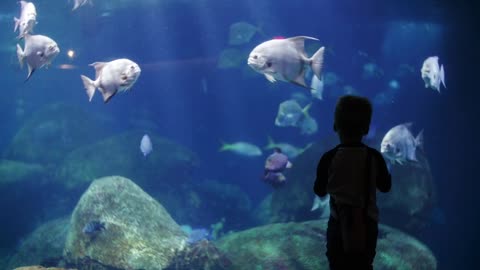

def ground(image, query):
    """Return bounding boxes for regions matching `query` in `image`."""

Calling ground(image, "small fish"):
[217,48,245,69]
[73,0,93,11]
[380,123,423,164]
[299,114,318,135]
[80,58,141,103]
[228,22,260,45]
[264,148,292,173]
[82,220,106,236]
[17,34,60,81]
[248,36,325,89]
[310,75,324,100]
[421,56,446,93]
[219,141,262,157]
[14,1,37,39]
[275,100,311,127]
[323,72,340,86]
[311,195,330,218]
[388,79,400,90]
[140,134,153,157]
[264,136,312,159]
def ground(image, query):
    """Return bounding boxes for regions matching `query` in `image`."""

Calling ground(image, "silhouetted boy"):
[313,95,391,270]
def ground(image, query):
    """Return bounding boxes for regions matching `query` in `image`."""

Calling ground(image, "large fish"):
[380,123,423,164]
[275,100,311,127]
[219,141,262,157]
[421,56,446,93]
[16,34,60,81]
[14,1,37,39]
[80,58,141,103]
[248,36,324,89]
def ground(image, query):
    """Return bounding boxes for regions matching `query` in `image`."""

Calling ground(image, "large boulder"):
[55,131,199,190]
[216,220,437,270]
[6,217,70,269]
[4,103,107,166]
[64,176,188,270]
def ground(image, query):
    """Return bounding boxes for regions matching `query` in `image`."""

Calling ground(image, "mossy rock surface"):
[5,103,107,165]
[64,176,188,270]
[55,131,199,190]
[216,220,437,270]
[6,217,70,270]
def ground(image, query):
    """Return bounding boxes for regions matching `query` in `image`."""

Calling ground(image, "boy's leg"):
[365,217,379,269]
[326,217,347,269]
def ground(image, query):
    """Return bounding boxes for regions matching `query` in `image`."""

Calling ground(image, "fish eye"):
[253,55,258,59]
[267,62,272,68]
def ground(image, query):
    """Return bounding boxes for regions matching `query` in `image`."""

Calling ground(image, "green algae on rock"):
[55,131,199,190]
[64,176,188,270]
[6,217,70,269]
[216,220,437,270]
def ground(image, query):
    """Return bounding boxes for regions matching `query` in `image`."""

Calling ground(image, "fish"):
[299,114,318,135]
[311,195,330,218]
[248,36,325,89]
[14,1,37,39]
[264,136,312,159]
[263,171,286,187]
[264,148,292,173]
[217,48,245,69]
[73,0,93,11]
[82,220,106,236]
[80,58,141,103]
[323,72,340,86]
[219,141,262,157]
[229,22,261,45]
[380,123,423,164]
[310,75,324,100]
[388,79,400,90]
[421,56,446,93]
[16,34,60,81]
[275,100,311,127]
[140,134,153,157]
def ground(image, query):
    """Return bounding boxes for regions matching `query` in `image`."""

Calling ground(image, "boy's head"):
[334,95,372,139]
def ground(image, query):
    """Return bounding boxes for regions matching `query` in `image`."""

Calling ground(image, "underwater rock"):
[4,103,107,165]
[216,220,437,270]
[64,176,188,270]
[6,217,70,269]
[55,131,199,190]
[13,267,73,270]
[168,180,253,231]
[0,159,46,186]
[165,240,232,270]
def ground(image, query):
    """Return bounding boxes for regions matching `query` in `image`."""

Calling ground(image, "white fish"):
[311,195,330,219]
[381,123,423,164]
[72,0,93,11]
[16,34,60,81]
[80,58,141,103]
[264,136,312,159]
[140,134,153,157]
[248,36,324,89]
[275,100,311,127]
[310,75,324,100]
[14,1,37,39]
[421,56,446,93]
[219,141,262,157]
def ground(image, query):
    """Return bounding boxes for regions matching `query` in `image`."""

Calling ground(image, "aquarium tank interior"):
[0,0,477,269]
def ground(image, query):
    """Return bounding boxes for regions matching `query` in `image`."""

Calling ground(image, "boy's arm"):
[374,152,392,192]
[313,153,330,197]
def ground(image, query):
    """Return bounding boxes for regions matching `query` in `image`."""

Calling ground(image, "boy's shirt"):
[313,142,391,222]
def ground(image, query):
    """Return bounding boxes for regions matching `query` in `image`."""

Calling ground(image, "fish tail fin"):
[302,103,312,117]
[80,75,97,102]
[14,17,19,32]
[440,65,446,90]
[310,46,325,79]
[416,129,424,151]
[265,136,275,150]
[303,142,314,152]
[219,141,231,152]
[16,44,24,68]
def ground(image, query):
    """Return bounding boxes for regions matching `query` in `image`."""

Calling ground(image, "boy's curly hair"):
[334,95,372,137]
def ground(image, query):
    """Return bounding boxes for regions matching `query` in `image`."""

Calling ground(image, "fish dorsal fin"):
[89,62,107,80]
[19,1,27,9]
[402,122,413,129]
[286,36,319,56]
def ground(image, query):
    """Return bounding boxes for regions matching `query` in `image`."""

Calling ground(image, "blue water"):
[0,0,477,269]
